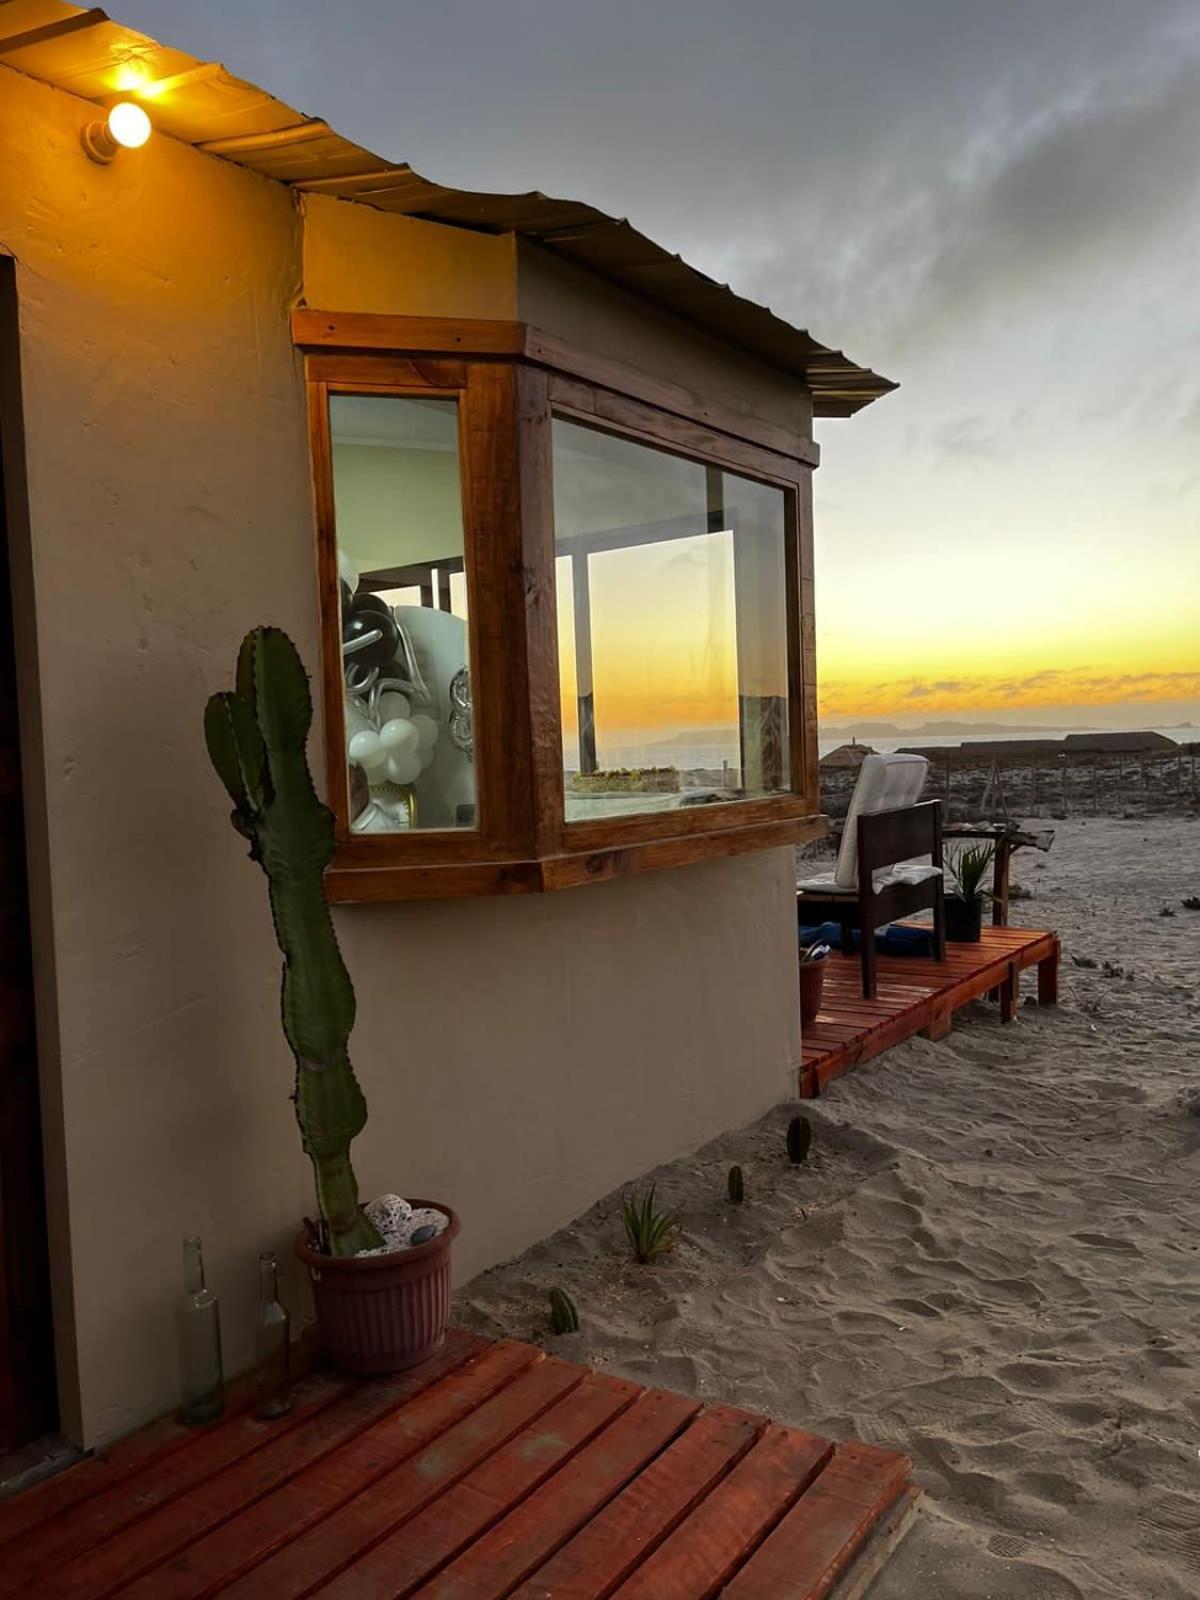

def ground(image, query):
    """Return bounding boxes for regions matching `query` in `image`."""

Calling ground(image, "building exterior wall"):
[301,194,517,320]
[0,65,801,1449]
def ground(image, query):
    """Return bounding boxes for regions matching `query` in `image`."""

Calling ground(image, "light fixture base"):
[81,120,118,165]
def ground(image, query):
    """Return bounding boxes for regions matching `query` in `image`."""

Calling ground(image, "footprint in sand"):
[997,1359,1071,1392]
[1138,1492,1200,1575]
[988,1532,1030,1558]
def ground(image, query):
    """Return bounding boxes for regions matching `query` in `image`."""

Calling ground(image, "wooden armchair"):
[798,753,946,999]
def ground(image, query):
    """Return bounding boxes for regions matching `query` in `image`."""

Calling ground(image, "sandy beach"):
[457,815,1200,1598]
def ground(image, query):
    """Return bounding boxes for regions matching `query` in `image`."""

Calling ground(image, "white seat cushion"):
[796,870,852,896]
[833,752,931,890]
[798,863,942,897]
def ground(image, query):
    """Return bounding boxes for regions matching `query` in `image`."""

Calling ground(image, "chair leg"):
[840,919,855,956]
[861,926,877,999]
[932,882,947,963]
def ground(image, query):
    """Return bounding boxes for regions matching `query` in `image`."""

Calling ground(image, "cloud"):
[820,667,1200,719]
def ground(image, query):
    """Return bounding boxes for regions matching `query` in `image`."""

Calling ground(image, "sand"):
[456,816,1200,1598]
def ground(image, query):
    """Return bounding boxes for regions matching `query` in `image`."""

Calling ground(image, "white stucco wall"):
[0,66,801,1448]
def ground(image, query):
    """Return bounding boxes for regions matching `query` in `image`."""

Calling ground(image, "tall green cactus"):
[204,627,382,1257]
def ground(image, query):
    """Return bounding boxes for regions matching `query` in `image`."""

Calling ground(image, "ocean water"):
[578,727,1191,772]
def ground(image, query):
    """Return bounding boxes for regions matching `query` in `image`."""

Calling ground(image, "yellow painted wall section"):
[0,65,800,1449]
[302,193,517,318]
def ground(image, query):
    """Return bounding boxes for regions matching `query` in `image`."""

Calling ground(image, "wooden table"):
[942,822,1054,925]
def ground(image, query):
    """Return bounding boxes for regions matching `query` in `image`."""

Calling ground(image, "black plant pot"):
[945,894,984,942]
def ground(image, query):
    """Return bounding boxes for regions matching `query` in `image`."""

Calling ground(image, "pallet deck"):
[800,924,1060,1098]
[0,1331,916,1598]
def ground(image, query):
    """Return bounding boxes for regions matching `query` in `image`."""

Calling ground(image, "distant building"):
[820,741,876,770]
[1063,731,1176,754]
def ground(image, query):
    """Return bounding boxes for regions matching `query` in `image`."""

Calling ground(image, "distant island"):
[822,720,1098,738]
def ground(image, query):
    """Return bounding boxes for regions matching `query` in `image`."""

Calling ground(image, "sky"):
[122,1,1200,730]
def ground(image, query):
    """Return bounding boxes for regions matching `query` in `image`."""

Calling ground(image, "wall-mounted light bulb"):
[82,102,152,164]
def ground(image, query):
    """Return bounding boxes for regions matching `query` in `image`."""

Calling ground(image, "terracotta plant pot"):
[945,895,984,943]
[798,955,827,1026]
[295,1199,460,1375]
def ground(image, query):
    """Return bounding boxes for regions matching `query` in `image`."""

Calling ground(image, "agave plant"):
[946,841,996,902]
[204,627,382,1258]
[621,1184,680,1264]
[547,1287,580,1335]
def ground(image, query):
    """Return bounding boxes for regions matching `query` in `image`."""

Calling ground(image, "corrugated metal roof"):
[0,0,897,415]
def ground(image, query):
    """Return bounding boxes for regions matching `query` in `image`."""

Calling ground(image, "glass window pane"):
[330,394,475,832]
[552,419,791,821]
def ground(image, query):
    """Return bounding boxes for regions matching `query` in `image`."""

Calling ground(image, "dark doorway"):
[0,257,57,1447]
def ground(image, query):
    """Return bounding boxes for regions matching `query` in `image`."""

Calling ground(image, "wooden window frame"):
[299,314,824,901]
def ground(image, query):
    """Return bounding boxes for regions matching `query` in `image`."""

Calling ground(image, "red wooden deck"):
[801,924,1061,1098]
[0,1331,917,1598]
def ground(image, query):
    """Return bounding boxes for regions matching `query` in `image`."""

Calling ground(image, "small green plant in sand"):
[787,1115,813,1165]
[547,1287,579,1334]
[622,1184,680,1264]
[946,841,996,900]
[727,1165,744,1204]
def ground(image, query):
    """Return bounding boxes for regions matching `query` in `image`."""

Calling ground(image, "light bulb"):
[108,102,151,149]
[82,101,152,164]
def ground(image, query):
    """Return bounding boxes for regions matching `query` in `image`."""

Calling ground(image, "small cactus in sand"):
[727,1165,745,1204]
[787,1115,813,1165]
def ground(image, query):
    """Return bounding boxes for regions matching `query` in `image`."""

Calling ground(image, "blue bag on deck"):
[798,920,934,958]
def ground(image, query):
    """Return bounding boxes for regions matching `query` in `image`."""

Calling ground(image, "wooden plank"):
[829,1487,920,1600]
[325,815,825,901]
[544,369,812,485]
[526,327,818,467]
[538,816,825,890]
[0,1318,316,1550]
[293,312,525,358]
[609,1425,833,1599]
[216,1356,586,1600]
[564,793,817,851]
[316,1372,640,1599]
[41,1336,517,1600]
[722,1441,910,1599]
[514,363,566,859]
[410,1387,702,1599]
[0,1366,357,1593]
[509,1404,765,1600]
[1038,938,1060,1006]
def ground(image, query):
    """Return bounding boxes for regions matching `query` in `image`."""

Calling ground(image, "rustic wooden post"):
[1060,760,1068,814]
[1030,761,1038,812]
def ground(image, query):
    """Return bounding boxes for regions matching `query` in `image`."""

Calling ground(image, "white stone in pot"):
[364,1193,413,1250]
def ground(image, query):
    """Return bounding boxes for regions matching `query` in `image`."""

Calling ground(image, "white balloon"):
[418,747,435,772]
[348,730,384,770]
[377,691,411,723]
[411,713,440,751]
[379,717,420,756]
[385,750,422,785]
[337,549,360,592]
